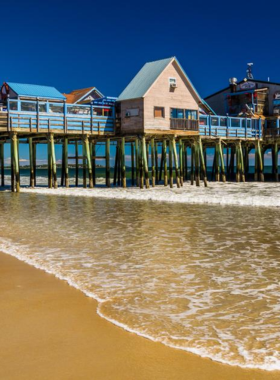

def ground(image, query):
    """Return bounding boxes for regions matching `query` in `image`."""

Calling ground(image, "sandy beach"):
[1,253,279,380]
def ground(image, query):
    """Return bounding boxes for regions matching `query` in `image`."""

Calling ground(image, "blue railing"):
[6,98,115,134]
[199,115,262,138]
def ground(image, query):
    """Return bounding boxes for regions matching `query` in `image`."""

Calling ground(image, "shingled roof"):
[63,87,104,104]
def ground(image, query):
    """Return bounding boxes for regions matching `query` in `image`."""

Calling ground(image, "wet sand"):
[1,253,280,380]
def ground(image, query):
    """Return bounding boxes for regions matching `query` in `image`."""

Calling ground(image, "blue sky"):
[1,0,279,164]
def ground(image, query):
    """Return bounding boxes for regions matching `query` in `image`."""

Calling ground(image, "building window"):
[154,107,165,118]
[171,108,198,120]
[125,108,139,117]
[169,77,177,87]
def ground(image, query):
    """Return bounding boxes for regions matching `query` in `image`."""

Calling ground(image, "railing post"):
[7,96,10,131]
[36,98,39,132]
[64,101,67,133]
[90,102,93,134]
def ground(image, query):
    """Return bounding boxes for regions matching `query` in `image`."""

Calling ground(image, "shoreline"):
[1,252,280,380]
[0,181,279,208]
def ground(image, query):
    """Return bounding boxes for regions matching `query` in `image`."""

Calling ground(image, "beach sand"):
[1,253,280,380]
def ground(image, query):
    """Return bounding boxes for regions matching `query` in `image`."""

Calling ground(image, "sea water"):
[0,184,280,371]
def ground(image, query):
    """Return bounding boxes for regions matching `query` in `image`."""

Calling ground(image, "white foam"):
[12,181,280,208]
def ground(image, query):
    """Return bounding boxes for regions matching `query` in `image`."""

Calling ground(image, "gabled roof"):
[117,57,215,114]
[7,82,65,100]
[63,87,104,104]
[118,57,173,101]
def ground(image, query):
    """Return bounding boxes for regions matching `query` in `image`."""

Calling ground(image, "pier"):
[1,57,280,192]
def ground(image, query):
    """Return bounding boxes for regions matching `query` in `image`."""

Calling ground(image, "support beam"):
[0,143,4,187]
[195,141,200,186]
[151,138,155,187]
[215,142,220,182]
[258,140,264,182]
[33,142,37,187]
[254,141,259,182]
[169,139,173,188]
[85,136,93,188]
[163,139,168,186]
[50,134,57,189]
[172,138,180,188]
[65,137,69,188]
[179,139,183,186]
[198,138,208,187]
[142,136,149,189]
[155,141,159,185]
[12,133,20,192]
[82,139,87,188]
[92,141,96,186]
[11,137,15,192]
[218,139,226,183]
[273,142,279,182]
[29,137,35,188]
[191,143,194,185]
[121,137,126,188]
[131,142,135,187]
[113,142,119,186]
[48,136,53,188]
[106,138,111,187]
[135,139,139,187]
[75,141,79,187]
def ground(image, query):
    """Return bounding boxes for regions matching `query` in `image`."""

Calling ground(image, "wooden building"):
[205,79,280,117]
[63,87,104,104]
[117,57,213,136]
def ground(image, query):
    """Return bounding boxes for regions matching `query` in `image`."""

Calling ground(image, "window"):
[171,108,198,120]
[21,102,36,112]
[154,107,165,118]
[125,108,139,117]
[49,104,63,114]
[169,77,177,87]
[39,103,47,113]
[9,101,18,111]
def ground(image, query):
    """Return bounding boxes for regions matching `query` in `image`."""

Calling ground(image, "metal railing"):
[199,115,262,138]
[5,98,115,134]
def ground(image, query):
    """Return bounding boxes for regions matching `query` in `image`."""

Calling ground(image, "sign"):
[239,81,255,90]
[275,91,280,100]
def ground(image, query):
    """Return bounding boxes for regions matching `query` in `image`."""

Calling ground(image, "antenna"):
[247,63,254,79]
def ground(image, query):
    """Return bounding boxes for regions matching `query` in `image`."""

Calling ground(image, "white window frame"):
[169,77,177,86]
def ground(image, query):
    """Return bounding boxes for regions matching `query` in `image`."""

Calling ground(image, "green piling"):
[169,139,173,188]
[151,138,155,187]
[142,136,149,188]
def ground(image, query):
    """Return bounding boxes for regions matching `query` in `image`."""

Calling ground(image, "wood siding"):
[120,98,144,134]
[143,60,199,131]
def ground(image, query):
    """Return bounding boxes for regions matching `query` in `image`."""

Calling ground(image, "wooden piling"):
[218,139,226,182]
[29,137,35,188]
[142,136,149,189]
[121,137,126,188]
[179,139,183,186]
[184,144,188,181]
[64,137,69,188]
[163,139,168,186]
[135,139,139,187]
[131,142,135,187]
[139,139,144,189]
[48,136,53,188]
[169,139,173,188]
[0,143,4,187]
[198,138,208,187]
[155,141,159,184]
[11,137,15,192]
[190,143,194,185]
[33,142,37,187]
[82,138,87,188]
[273,142,279,181]
[92,141,96,186]
[172,138,180,188]
[106,138,110,187]
[236,143,240,182]
[12,133,20,192]
[215,142,220,182]
[75,141,79,187]
[50,134,57,189]
[84,136,93,188]
[113,142,119,186]
[151,138,155,187]
[254,141,259,181]
[61,140,65,187]
[194,141,200,187]
[258,140,264,182]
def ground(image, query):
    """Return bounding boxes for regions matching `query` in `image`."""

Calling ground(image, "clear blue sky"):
[1,0,279,165]
[1,0,280,99]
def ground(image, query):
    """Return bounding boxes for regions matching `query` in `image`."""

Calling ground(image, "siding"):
[120,98,144,134]
[143,60,199,131]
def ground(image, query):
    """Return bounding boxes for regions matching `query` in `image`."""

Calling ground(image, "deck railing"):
[199,115,262,138]
[5,99,115,134]
[170,118,198,131]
